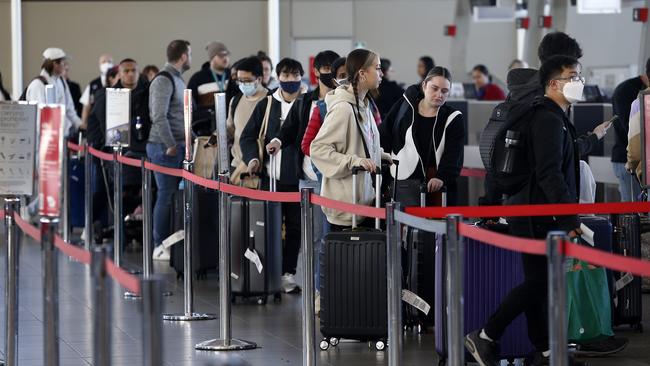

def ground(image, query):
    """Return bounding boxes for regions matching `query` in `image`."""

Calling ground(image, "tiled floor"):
[1,232,650,366]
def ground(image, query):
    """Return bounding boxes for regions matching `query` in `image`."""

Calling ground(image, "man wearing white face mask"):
[466,55,590,366]
[80,54,113,129]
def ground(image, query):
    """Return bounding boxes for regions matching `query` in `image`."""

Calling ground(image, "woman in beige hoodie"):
[311,49,390,229]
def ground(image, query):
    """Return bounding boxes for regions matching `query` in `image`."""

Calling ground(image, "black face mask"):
[319,72,336,89]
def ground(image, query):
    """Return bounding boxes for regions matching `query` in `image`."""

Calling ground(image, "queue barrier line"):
[67,141,650,278]
[310,193,386,220]
[460,167,487,178]
[458,222,547,256]
[87,146,115,162]
[394,210,446,234]
[406,201,650,219]
[116,154,142,168]
[12,211,141,295]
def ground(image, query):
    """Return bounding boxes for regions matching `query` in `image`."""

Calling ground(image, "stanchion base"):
[124,291,141,299]
[195,338,257,351]
[163,313,217,321]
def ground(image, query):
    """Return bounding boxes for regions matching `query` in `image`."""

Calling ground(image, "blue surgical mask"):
[239,82,258,97]
[280,80,301,94]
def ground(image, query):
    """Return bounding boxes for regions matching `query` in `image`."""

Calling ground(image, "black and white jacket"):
[379,84,465,200]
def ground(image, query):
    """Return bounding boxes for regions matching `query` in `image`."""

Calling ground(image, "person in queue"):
[379,66,465,206]
[310,48,391,231]
[471,64,506,101]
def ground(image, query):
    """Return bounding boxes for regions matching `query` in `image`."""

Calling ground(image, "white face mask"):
[562,80,584,104]
[100,62,113,75]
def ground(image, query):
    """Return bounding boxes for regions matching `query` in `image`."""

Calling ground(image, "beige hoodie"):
[311,86,389,226]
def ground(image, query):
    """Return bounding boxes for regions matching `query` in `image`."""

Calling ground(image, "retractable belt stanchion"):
[386,202,403,366]
[41,217,60,366]
[301,188,316,366]
[195,172,256,350]
[547,232,568,366]
[142,157,153,277]
[61,143,70,243]
[91,245,111,366]
[141,275,164,366]
[84,143,93,249]
[112,145,124,268]
[4,198,21,366]
[446,214,464,366]
[163,160,216,321]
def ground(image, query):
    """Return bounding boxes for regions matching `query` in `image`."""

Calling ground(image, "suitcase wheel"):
[374,340,386,351]
[633,323,644,333]
[329,338,339,347]
[256,297,267,305]
[319,339,330,351]
[273,293,282,303]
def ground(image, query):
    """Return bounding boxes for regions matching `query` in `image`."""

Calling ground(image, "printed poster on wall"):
[0,102,37,196]
[105,88,131,147]
[38,105,65,217]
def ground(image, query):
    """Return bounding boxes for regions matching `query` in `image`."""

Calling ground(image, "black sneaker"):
[524,352,589,366]
[465,330,499,366]
[574,336,629,357]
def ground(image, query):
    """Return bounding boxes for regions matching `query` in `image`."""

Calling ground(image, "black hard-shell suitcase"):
[170,185,220,279]
[403,184,440,332]
[611,213,644,332]
[319,166,388,351]
[230,156,283,304]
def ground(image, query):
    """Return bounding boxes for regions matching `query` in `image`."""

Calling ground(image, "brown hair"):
[166,40,191,63]
[346,48,379,121]
[41,58,64,75]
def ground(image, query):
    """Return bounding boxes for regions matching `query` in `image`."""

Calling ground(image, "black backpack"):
[19,76,49,101]
[479,99,538,199]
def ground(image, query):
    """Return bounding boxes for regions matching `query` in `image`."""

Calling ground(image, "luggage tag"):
[401,289,431,315]
[162,230,184,249]
[579,223,595,246]
[615,272,634,292]
[245,248,264,273]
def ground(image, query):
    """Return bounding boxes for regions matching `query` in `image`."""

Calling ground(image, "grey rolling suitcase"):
[230,155,283,304]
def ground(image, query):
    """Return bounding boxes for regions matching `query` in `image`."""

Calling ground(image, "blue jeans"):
[299,178,329,291]
[612,162,641,202]
[146,142,184,246]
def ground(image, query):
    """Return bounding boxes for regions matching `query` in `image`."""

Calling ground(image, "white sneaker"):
[281,273,300,293]
[153,245,170,261]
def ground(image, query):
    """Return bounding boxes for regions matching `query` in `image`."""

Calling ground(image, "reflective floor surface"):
[1,232,650,365]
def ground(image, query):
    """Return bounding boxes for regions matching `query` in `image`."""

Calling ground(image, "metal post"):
[300,188,316,366]
[91,245,110,366]
[10,0,23,98]
[112,145,123,268]
[163,160,216,321]
[141,275,164,366]
[142,157,153,278]
[446,214,464,366]
[547,231,568,366]
[387,202,403,366]
[195,173,256,351]
[84,143,93,249]
[61,144,70,243]
[41,217,60,366]
[4,198,20,366]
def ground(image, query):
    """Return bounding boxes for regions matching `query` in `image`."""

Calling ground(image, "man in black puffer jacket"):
[467,55,590,366]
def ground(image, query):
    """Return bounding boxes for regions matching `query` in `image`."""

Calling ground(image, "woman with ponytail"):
[310,49,391,230]
[471,64,506,101]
